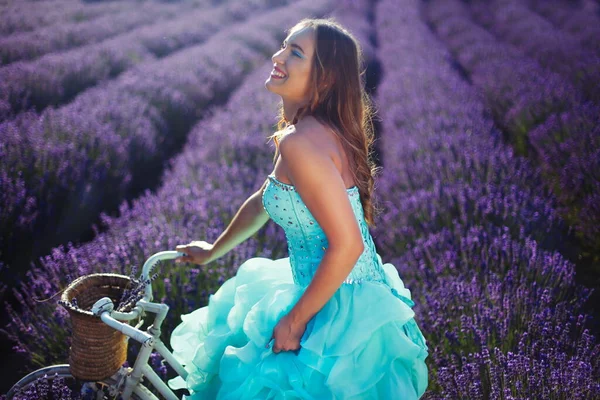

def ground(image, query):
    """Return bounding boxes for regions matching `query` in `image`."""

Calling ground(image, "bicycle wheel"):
[6,364,142,400]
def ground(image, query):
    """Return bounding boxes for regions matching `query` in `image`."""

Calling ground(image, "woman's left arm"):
[278,130,365,326]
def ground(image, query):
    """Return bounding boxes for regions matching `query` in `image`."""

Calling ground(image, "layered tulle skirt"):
[167,255,429,399]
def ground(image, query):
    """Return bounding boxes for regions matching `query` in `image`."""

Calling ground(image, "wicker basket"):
[60,273,133,381]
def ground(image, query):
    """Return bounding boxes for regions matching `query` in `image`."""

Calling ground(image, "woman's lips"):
[271,68,287,79]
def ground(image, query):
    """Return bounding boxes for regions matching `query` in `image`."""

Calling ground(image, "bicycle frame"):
[92,250,189,400]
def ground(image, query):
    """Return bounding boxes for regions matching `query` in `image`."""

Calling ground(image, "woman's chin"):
[265,79,281,93]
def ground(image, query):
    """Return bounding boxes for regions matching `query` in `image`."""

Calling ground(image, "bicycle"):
[6,250,190,400]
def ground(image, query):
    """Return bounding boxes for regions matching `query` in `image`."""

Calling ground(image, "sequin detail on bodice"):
[261,174,388,288]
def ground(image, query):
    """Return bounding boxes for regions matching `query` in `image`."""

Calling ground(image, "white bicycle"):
[7,251,191,400]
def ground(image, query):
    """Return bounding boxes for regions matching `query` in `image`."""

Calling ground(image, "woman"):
[168,17,429,399]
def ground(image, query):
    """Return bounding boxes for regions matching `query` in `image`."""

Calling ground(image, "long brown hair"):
[268,17,382,227]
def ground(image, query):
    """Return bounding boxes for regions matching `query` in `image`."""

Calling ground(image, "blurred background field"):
[0,0,599,398]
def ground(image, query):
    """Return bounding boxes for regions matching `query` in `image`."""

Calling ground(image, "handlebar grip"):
[140,251,185,301]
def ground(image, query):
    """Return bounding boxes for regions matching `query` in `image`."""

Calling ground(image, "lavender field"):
[1,0,599,398]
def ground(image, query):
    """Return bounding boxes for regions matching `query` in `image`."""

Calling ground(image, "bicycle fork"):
[99,300,188,400]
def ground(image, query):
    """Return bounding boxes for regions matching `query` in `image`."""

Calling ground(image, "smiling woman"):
[169,17,430,400]
[264,23,315,112]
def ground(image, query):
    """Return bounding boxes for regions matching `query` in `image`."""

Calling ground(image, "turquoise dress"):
[167,174,429,399]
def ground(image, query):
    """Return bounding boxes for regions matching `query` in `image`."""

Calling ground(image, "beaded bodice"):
[261,174,388,288]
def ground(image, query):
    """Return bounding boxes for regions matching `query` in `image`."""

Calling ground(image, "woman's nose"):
[272,50,285,65]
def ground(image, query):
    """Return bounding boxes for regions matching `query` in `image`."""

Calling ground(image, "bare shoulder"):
[277,119,336,186]
[278,124,324,159]
[299,116,338,147]
[280,116,337,155]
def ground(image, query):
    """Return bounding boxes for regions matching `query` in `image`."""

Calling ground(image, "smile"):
[271,69,287,79]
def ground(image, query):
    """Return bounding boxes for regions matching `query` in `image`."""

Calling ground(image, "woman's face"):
[265,26,315,103]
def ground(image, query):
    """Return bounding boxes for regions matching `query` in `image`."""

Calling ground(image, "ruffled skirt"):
[167,255,429,399]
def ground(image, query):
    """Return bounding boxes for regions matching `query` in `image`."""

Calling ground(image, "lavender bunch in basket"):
[57,297,78,311]
[115,261,162,313]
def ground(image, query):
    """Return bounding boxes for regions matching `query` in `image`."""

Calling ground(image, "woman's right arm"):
[175,178,271,265]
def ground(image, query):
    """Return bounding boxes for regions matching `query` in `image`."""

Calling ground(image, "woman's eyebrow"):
[284,39,305,54]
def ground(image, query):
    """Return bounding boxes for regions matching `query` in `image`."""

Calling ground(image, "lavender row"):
[525,0,600,58]
[0,0,279,120]
[0,0,312,295]
[423,0,581,140]
[528,103,600,257]
[423,0,600,267]
[2,0,335,371]
[373,3,564,253]
[0,0,151,36]
[374,0,566,300]
[397,224,599,399]
[0,0,207,65]
[456,0,600,240]
[373,0,599,396]
[465,0,600,103]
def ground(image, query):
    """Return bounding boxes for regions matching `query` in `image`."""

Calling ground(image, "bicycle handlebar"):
[140,250,186,302]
